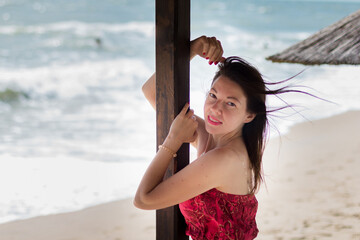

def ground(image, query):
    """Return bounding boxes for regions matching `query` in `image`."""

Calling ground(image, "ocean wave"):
[0,21,155,38]
[199,21,313,55]
[0,58,152,100]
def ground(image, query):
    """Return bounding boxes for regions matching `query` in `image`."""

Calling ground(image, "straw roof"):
[267,9,360,65]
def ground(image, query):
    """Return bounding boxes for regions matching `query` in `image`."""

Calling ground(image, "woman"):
[134,36,267,239]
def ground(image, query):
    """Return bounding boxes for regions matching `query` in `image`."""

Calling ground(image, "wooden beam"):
[155,0,190,239]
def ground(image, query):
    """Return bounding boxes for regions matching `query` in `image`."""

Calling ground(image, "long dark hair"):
[213,56,306,194]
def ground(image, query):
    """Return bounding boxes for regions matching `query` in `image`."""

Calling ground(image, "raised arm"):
[142,72,156,110]
[142,36,224,149]
[142,36,224,110]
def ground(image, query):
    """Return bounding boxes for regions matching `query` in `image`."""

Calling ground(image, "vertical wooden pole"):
[155,0,190,239]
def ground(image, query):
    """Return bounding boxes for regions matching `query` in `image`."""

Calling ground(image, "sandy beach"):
[0,111,359,240]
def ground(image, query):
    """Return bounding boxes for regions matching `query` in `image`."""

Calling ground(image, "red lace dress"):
[179,188,258,240]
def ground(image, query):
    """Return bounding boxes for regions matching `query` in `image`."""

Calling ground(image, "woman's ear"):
[244,112,256,124]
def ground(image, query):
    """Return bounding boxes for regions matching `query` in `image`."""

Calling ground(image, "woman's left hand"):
[167,103,198,145]
[190,36,225,65]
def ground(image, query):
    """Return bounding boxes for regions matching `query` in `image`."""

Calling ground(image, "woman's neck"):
[205,130,242,152]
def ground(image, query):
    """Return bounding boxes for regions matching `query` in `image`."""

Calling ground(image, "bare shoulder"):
[208,146,252,194]
[200,146,244,170]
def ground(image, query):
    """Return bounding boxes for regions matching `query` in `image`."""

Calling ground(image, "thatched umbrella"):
[267,9,360,65]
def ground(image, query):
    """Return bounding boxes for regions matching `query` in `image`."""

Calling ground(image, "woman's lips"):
[207,115,222,126]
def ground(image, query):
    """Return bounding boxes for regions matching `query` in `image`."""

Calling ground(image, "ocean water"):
[1,0,360,224]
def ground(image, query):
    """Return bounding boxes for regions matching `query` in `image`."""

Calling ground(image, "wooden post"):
[155,0,190,239]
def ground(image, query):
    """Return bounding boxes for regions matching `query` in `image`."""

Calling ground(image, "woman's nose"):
[210,100,222,114]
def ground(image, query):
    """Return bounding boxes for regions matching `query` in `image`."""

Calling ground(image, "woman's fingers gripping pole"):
[184,104,196,120]
[180,102,190,116]
[170,103,198,143]
[202,37,224,65]
[205,37,218,64]
[183,103,198,143]
[213,40,224,65]
[200,37,210,59]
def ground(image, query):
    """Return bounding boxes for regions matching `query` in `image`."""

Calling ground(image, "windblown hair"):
[213,57,303,194]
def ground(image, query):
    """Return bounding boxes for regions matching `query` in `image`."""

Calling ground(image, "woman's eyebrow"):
[227,96,240,103]
[211,87,241,103]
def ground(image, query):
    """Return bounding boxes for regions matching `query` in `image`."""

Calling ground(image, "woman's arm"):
[142,36,223,110]
[141,36,224,147]
[134,103,236,210]
[142,72,156,110]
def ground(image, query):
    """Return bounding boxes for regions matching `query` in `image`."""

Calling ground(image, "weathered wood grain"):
[155,0,190,239]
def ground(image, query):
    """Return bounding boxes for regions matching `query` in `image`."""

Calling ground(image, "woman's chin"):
[205,124,221,135]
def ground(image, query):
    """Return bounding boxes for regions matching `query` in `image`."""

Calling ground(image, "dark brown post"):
[155,0,190,239]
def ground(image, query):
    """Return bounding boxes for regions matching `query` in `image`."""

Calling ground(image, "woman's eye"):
[227,102,236,107]
[209,93,216,98]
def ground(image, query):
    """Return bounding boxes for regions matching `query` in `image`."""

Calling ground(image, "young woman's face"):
[204,75,254,136]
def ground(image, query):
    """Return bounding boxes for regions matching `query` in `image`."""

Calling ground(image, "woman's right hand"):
[190,36,225,65]
[167,103,198,145]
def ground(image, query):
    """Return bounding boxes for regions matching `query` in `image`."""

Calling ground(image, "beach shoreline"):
[0,110,359,240]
